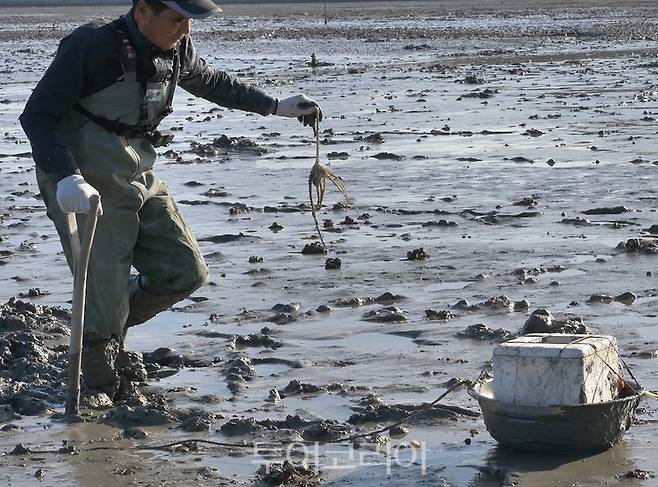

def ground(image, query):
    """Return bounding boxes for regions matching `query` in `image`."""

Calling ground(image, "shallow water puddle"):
[149,367,232,399]
[278,393,356,423]
[252,361,293,377]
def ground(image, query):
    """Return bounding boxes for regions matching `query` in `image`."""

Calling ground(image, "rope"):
[324,378,472,443]
[6,380,473,455]
[146,379,472,450]
[557,336,644,396]
[642,390,658,400]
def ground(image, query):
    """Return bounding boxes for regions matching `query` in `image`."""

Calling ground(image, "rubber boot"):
[81,337,120,399]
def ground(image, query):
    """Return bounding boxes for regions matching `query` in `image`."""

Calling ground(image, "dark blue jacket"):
[20,10,276,183]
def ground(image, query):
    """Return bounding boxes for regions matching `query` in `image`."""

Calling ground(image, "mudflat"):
[1,1,658,486]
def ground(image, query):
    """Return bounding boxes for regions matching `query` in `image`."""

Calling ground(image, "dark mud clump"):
[617,238,658,255]
[221,417,265,435]
[0,298,74,416]
[224,356,256,393]
[512,265,566,284]
[257,460,320,486]
[282,380,326,395]
[614,292,637,305]
[521,309,590,335]
[422,219,458,228]
[116,351,147,383]
[587,294,614,304]
[179,410,218,432]
[360,132,384,143]
[407,248,429,260]
[372,152,404,161]
[617,469,655,480]
[1,297,70,336]
[477,295,527,312]
[189,134,267,157]
[453,299,479,311]
[103,404,176,427]
[143,347,211,368]
[301,242,327,255]
[264,304,310,326]
[271,303,302,313]
[425,309,454,320]
[457,88,498,100]
[374,292,406,304]
[582,206,630,215]
[456,323,513,342]
[230,333,282,350]
[220,414,324,436]
[362,306,407,323]
[329,292,405,309]
[349,394,478,424]
[301,420,351,441]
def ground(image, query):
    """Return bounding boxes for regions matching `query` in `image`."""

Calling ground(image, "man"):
[20,0,322,399]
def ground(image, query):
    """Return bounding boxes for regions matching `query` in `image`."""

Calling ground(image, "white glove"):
[274,94,321,118]
[56,174,103,215]
[274,94,323,131]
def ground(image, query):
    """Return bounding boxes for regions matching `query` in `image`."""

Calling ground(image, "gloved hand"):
[56,174,103,215]
[274,93,323,131]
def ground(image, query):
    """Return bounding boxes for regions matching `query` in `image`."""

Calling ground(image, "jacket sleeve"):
[178,35,276,116]
[19,28,91,183]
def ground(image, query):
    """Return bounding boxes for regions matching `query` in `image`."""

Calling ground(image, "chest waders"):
[36,19,208,397]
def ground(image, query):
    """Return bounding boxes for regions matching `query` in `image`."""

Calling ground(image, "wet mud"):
[2,1,658,486]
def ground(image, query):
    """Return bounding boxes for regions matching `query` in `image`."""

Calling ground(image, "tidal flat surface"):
[1,1,658,486]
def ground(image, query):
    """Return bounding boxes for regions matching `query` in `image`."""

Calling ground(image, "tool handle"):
[65,194,101,417]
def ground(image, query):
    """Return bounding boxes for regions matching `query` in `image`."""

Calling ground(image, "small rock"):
[372,152,403,160]
[425,309,453,320]
[453,299,477,311]
[271,302,302,313]
[180,415,213,432]
[266,388,282,403]
[375,292,405,304]
[302,242,327,255]
[522,308,589,334]
[407,248,429,260]
[618,469,655,480]
[248,256,264,263]
[614,292,636,305]
[325,258,342,269]
[364,133,384,143]
[587,294,614,304]
[457,323,512,342]
[362,306,407,323]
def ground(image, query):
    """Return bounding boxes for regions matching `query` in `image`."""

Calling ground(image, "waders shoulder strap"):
[72,17,179,140]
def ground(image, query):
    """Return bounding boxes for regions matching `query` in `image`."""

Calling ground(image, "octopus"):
[308,113,350,247]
